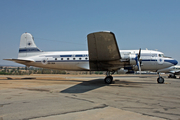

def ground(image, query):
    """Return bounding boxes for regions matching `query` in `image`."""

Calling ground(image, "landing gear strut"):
[157,73,164,84]
[104,71,115,84]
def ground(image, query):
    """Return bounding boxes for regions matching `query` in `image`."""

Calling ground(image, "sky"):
[0,0,180,66]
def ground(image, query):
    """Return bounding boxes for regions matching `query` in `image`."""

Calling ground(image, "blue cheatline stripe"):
[75,55,83,57]
[44,54,89,58]
[164,60,178,65]
[75,55,89,57]
[60,55,72,57]
[36,60,89,63]
[19,48,41,53]
[141,59,157,61]
[132,58,157,61]
[131,59,157,61]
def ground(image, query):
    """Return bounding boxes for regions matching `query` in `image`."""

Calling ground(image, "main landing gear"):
[157,72,164,84]
[104,71,115,84]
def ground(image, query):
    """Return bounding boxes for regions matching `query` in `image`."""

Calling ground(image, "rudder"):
[18,33,42,57]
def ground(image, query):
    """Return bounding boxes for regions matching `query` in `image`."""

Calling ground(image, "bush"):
[0,72,11,75]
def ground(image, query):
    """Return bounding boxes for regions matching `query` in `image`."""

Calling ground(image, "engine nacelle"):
[121,52,137,65]
[129,54,137,65]
[121,52,130,61]
[117,68,128,74]
[121,53,138,71]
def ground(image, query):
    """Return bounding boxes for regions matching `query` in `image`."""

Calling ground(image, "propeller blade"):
[138,48,141,60]
[137,61,141,74]
[135,48,142,74]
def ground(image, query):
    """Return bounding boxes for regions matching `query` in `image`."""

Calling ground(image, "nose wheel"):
[157,77,164,84]
[157,73,164,84]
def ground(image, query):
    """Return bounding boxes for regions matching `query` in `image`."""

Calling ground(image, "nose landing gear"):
[157,73,164,84]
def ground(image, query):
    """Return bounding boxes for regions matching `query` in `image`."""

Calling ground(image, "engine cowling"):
[121,53,137,65]
[129,54,137,65]
[121,53,138,71]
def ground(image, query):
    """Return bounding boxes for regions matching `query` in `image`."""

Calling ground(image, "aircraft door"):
[150,53,157,70]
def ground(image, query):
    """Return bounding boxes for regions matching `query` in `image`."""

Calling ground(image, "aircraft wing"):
[87,31,121,71]
[4,59,34,65]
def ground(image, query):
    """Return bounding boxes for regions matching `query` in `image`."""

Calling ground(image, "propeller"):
[136,48,142,73]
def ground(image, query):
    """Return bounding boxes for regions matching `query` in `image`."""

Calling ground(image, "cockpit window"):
[158,54,164,57]
[158,54,171,58]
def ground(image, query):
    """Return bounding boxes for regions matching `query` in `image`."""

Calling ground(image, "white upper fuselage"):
[18,49,178,72]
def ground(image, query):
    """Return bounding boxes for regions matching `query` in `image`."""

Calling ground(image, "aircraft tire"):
[157,77,164,84]
[104,76,113,84]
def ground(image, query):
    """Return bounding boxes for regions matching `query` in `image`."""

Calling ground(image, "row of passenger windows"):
[54,58,88,60]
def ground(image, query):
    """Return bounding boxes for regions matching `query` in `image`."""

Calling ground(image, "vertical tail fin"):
[18,33,42,58]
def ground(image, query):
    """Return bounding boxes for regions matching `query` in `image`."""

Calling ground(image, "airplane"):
[4,31,178,84]
[157,65,180,78]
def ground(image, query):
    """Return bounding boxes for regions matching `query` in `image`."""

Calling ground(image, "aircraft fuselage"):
[19,50,177,72]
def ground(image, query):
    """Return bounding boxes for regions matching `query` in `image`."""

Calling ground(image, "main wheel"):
[157,77,164,84]
[104,76,113,84]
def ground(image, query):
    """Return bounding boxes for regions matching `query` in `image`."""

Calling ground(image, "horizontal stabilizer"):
[4,59,34,65]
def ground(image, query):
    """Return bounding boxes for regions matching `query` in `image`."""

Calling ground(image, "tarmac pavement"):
[0,74,180,120]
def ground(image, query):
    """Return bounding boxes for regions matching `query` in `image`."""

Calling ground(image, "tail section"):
[18,33,42,58]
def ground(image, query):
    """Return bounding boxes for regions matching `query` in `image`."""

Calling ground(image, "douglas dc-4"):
[4,31,178,84]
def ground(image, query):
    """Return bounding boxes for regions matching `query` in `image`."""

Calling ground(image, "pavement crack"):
[142,113,170,120]
[0,103,11,107]
[25,104,108,120]
[17,88,50,92]
[153,110,180,116]
[65,96,95,103]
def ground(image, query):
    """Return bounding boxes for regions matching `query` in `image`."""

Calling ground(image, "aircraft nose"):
[171,59,178,65]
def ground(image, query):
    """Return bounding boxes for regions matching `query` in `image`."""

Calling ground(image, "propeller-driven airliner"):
[4,31,178,84]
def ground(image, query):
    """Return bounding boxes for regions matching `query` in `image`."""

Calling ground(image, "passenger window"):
[55,58,57,60]
[85,58,88,60]
[73,58,75,60]
[61,58,63,60]
[67,58,69,60]
[79,58,81,60]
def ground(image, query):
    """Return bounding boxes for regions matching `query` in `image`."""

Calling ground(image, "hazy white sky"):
[0,0,180,66]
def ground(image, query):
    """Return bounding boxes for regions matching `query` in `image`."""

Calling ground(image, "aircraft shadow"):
[60,78,156,93]
[60,79,106,93]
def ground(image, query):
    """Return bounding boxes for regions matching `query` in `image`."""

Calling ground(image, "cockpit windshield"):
[158,54,171,58]
[158,54,164,57]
